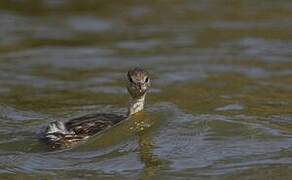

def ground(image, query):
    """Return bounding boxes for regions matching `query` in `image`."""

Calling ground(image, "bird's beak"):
[138,83,147,92]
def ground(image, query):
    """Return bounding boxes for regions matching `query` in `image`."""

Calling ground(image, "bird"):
[41,67,151,149]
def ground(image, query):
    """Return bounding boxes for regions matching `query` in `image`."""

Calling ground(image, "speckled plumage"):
[41,68,150,149]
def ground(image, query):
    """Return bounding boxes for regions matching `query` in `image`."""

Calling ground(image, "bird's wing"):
[65,113,126,136]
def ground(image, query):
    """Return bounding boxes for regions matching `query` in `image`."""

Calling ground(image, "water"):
[0,0,292,179]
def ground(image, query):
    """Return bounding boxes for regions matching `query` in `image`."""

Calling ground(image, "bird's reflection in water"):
[68,110,167,179]
[132,112,166,180]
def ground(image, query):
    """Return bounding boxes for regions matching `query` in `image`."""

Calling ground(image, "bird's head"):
[127,67,150,99]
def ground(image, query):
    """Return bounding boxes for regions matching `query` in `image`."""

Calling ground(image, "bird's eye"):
[129,76,134,83]
[127,72,134,83]
[145,77,149,83]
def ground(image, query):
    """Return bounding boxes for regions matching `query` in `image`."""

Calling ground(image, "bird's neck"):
[128,94,146,116]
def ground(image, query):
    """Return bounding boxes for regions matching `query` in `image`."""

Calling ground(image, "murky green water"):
[0,0,292,179]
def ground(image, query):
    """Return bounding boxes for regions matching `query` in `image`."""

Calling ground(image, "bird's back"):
[42,113,126,149]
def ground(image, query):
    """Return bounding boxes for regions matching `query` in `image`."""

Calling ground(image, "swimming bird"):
[42,68,150,148]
